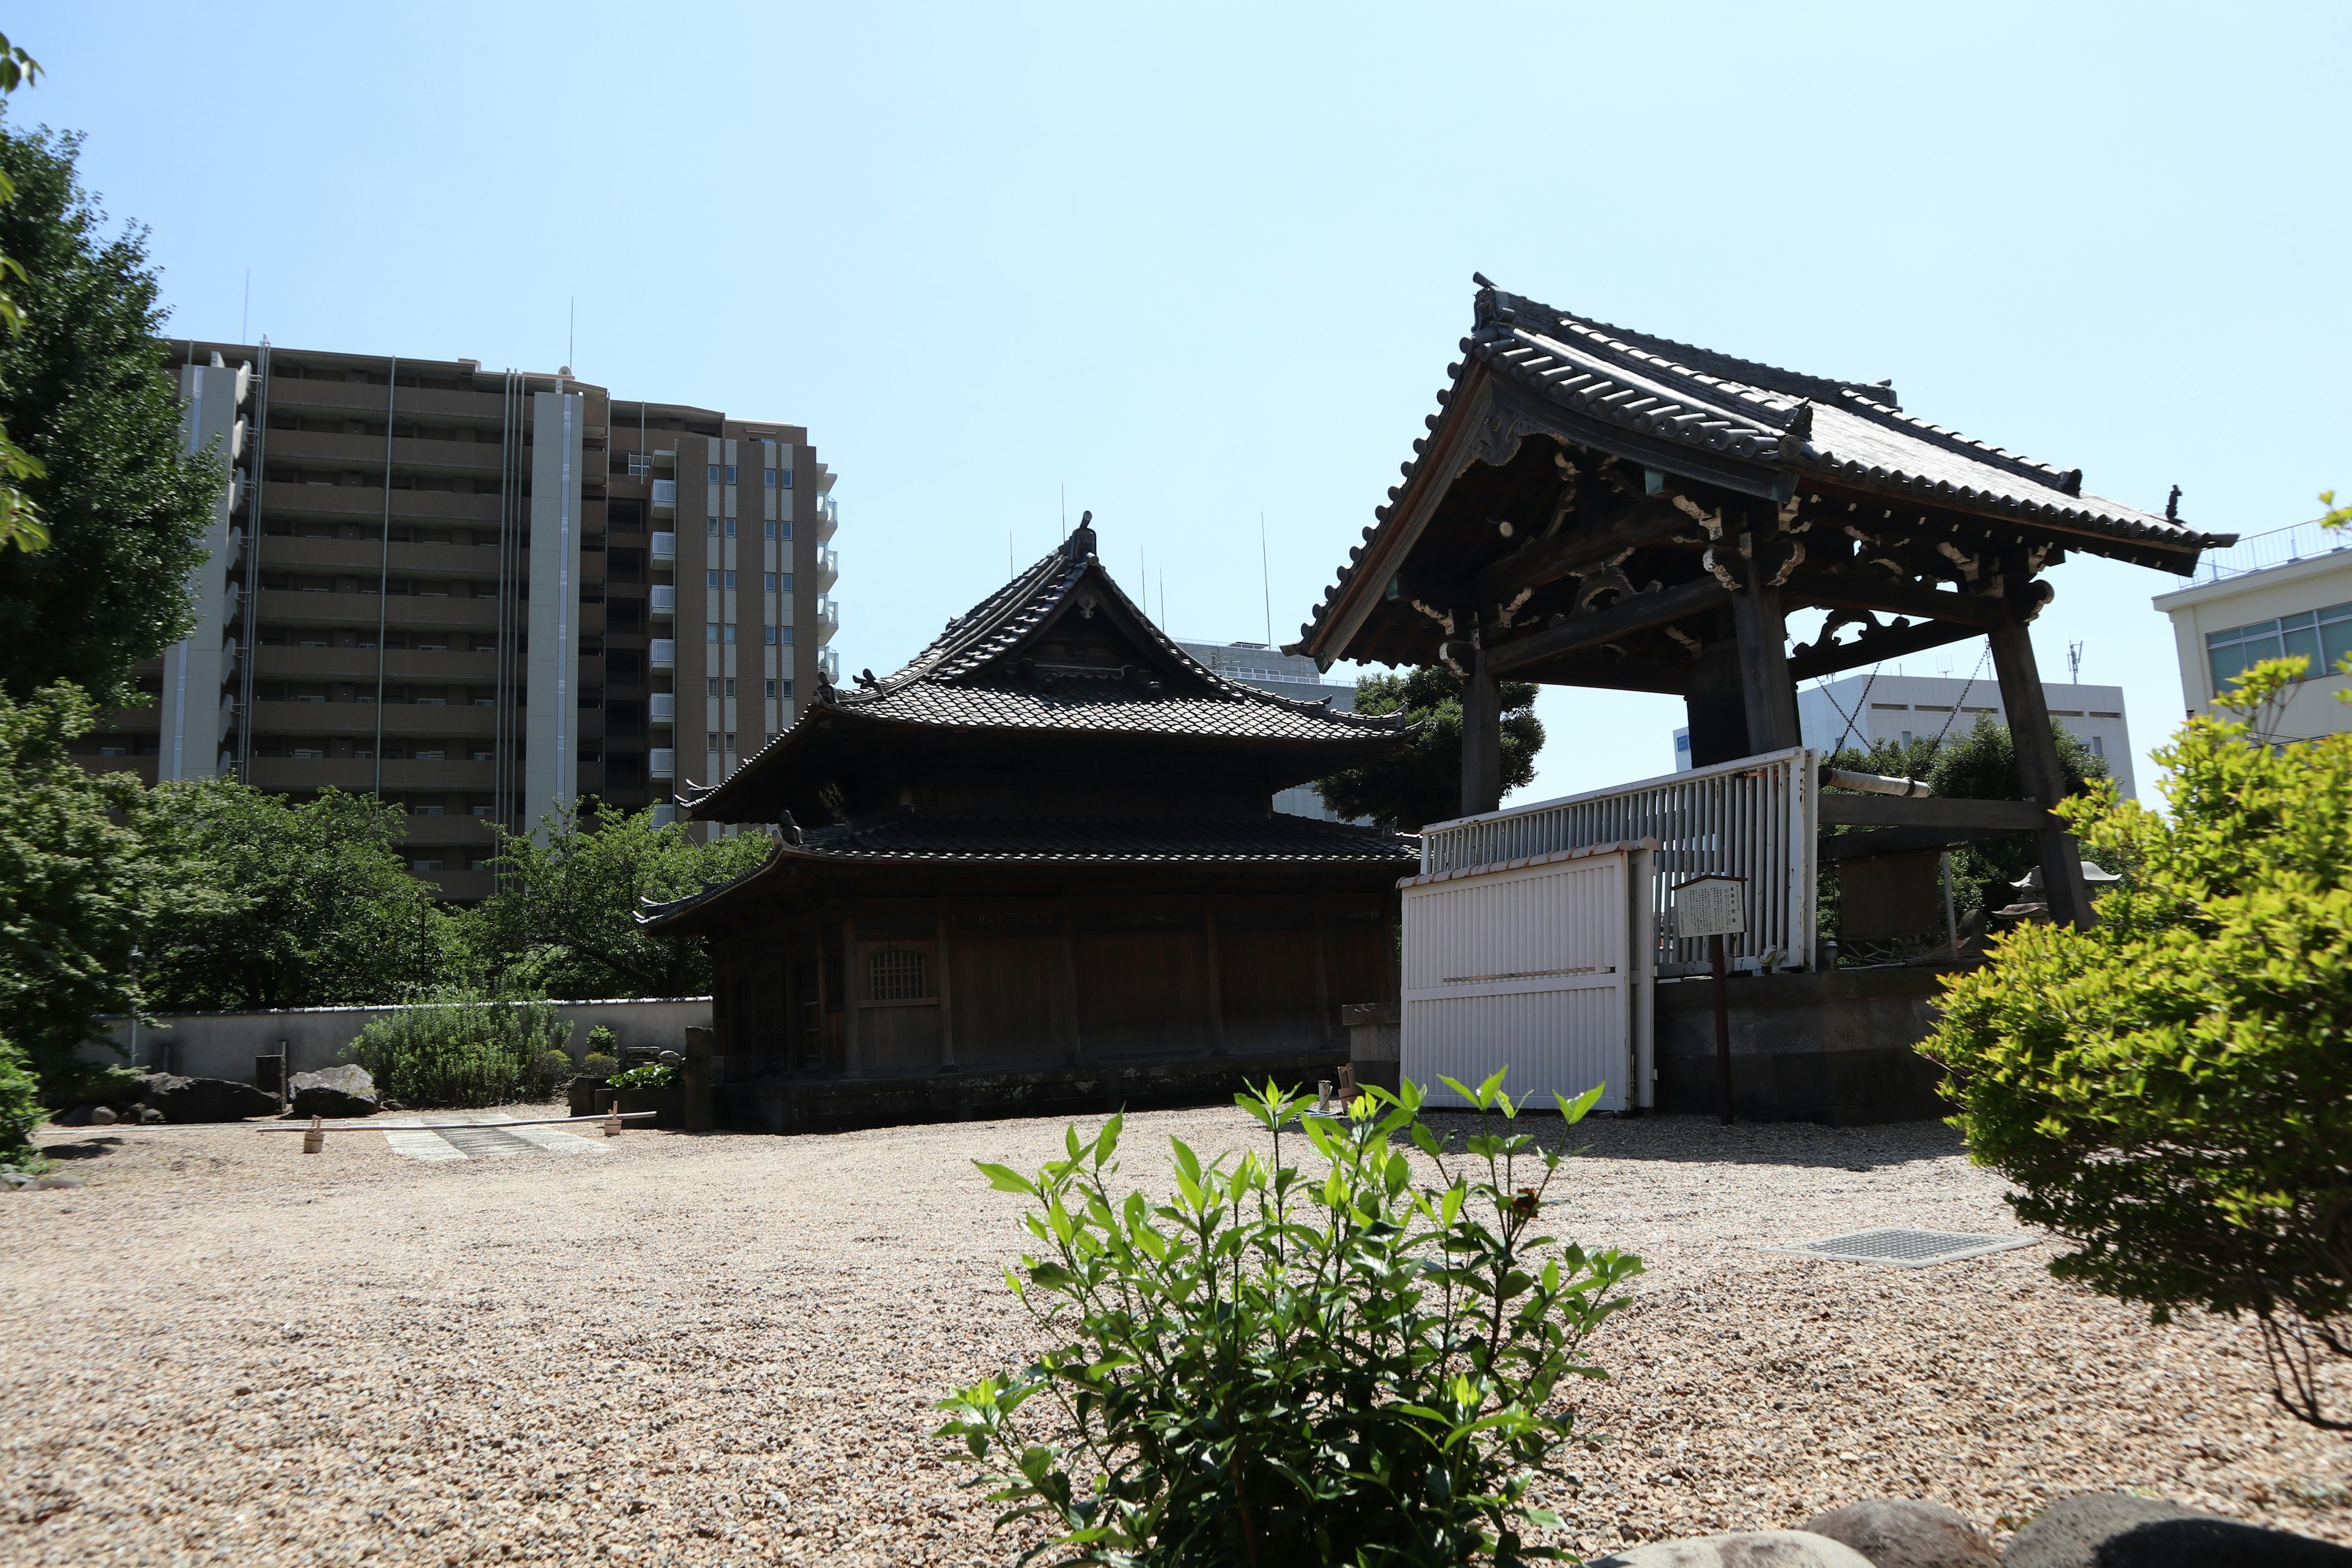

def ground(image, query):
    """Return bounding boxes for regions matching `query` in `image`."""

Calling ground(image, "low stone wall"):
[90,997,714,1083]
[1652,966,1956,1125]
[717,1047,1349,1136]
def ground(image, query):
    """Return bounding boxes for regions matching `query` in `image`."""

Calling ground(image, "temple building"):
[642,516,1414,1131]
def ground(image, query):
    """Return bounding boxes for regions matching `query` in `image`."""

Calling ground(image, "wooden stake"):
[605,1106,622,1137]
[302,1114,324,1155]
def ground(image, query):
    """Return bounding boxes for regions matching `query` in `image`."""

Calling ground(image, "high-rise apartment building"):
[78,340,840,900]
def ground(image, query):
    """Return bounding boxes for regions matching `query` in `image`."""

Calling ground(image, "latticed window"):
[869,949,927,1001]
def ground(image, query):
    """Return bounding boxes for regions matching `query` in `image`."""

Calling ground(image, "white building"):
[1175,639,1365,821]
[1672,669,2136,799]
[2150,518,2352,745]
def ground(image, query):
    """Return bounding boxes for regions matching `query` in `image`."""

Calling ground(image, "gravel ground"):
[2,1104,2345,1566]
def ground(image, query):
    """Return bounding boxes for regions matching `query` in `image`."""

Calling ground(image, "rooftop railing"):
[2196,516,2351,584]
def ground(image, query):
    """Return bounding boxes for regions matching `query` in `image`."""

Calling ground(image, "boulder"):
[1800,1499,1998,1568]
[1585,1531,1877,1568]
[2007,1493,2352,1568]
[86,1104,118,1126]
[135,1073,279,1124]
[288,1064,380,1119]
[51,1104,94,1128]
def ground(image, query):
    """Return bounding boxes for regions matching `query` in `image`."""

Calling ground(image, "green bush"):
[1927,657,2352,1430]
[608,1061,676,1090]
[936,1074,1642,1563]
[579,1052,619,1079]
[0,1032,43,1172]
[346,991,565,1109]
[529,1049,575,1099]
[37,1058,144,1109]
[584,1024,617,1057]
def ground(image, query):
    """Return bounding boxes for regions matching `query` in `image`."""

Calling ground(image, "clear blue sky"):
[15,2,2349,805]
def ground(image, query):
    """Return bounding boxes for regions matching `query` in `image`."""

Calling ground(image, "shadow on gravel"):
[1412,1110,1966,1171]
[37,1136,125,1162]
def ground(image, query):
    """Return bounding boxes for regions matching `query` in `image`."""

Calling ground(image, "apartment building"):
[1670,668,2135,798]
[80,340,840,901]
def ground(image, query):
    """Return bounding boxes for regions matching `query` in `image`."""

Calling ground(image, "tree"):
[1825,712,2107,916]
[0,32,47,554]
[138,778,450,1012]
[1313,666,1544,831]
[0,119,218,706]
[1926,658,2352,1429]
[464,805,773,999]
[0,683,153,1087]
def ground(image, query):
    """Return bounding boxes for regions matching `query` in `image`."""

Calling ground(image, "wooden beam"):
[1820,821,2041,860]
[1733,572,1801,752]
[1471,497,1687,611]
[1461,643,1502,815]
[1498,652,1693,694]
[1990,617,2092,929]
[1487,576,1728,676]
[1819,795,2048,830]
[1789,617,1985,680]
[1782,569,2009,628]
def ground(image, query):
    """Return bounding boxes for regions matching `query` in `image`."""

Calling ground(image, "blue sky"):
[15,2,2349,805]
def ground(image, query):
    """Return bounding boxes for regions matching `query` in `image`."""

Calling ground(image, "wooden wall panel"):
[1216,925,1325,1054]
[1072,931,1215,1061]
[943,932,1065,1069]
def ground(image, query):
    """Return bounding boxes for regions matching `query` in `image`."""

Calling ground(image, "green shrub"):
[347,991,564,1109]
[37,1058,144,1109]
[0,1032,43,1172]
[584,1024,617,1057]
[608,1061,676,1090]
[936,1074,1642,1563]
[1926,657,2352,1430]
[579,1052,619,1079]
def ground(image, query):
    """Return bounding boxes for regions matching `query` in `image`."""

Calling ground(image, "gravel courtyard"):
[3,1104,2345,1566]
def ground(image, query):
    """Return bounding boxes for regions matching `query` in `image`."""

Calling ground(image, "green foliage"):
[39,1058,143,1109]
[138,778,452,1011]
[608,1061,677,1090]
[0,682,153,1088]
[579,1052,619,1079]
[0,122,218,706]
[0,1031,43,1170]
[466,803,771,998]
[345,990,565,1109]
[530,1049,575,1098]
[937,1073,1642,1564]
[1925,657,2352,1430]
[1314,666,1544,832]
[1825,712,2108,918]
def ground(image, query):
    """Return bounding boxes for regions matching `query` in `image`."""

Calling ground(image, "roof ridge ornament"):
[1064,509,1097,563]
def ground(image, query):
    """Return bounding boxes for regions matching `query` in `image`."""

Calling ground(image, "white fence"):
[2195,517,2351,584]
[1400,842,1655,1113]
[1418,747,1818,976]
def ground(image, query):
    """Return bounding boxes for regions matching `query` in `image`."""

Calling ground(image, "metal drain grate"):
[1772,1227,2038,1268]
[434,1125,541,1159]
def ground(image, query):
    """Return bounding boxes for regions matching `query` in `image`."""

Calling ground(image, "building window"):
[723,730,736,750]
[778,680,793,700]
[779,470,793,489]
[707,677,720,696]
[2090,734,2105,756]
[778,625,794,645]
[707,569,720,589]
[778,572,793,593]
[707,464,720,483]
[706,624,719,643]
[763,520,777,540]
[707,518,720,537]
[763,625,777,646]
[723,624,737,643]
[724,465,737,484]
[724,518,737,537]
[762,573,777,594]
[723,678,736,697]
[764,679,777,699]
[777,522,792,541]
[763,470,777,489]
[724,571,737,589]
[2206,603,2352,690]
[868,948,927,1001]
[707,731,719,752]
[412,859,444,872]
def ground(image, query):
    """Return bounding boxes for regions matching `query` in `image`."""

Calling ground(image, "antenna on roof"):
[2068,641,2084,684]
[1061,484,1067,541]
[1261,512,1273,647]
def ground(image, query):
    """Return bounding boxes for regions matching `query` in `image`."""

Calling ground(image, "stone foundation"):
[1651,966,1958,1125]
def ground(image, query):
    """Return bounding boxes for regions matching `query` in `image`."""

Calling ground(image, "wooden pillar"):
[840,912,860,1075]
[934,895,957,1072]
[1460,641,1503,817]
[1730,548,1801,754]
[1684,634,1749,768]
[1202,896,1228,1057]
[1058,895,1085,1065]
[1988,617,2092,929]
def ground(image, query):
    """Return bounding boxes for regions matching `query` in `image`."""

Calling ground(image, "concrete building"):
[2151,517,2352,744]
[1671,668,2136,799]
[1174,639,1363,820]
[78,340,840,900]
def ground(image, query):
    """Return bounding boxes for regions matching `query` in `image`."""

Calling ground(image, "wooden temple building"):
[642,517,1415,1131]
[1289,279,2233,930]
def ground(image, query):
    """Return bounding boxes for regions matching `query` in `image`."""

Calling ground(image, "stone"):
[134,1073,279,1124]
[288,1064,381,1119]
[135,1104,165,1125]
[87,1104,118,1126]
[32,1174,83,1189]
[1583,1530,1877,1568]
[1800,1498,1998,1568]
[2006,1493,2352,1568]
[51,1104,94,1128]
[0,1169,32,1189]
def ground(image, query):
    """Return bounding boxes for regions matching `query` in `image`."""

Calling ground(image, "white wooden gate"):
[1400,840,1656,1114]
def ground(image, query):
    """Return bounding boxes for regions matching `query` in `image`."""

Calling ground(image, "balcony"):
[256,646,500,682]
[648,584,676,617]
[818,647,840,685]
[814,597,840,638]
[261,481,500,527]
[260,534,501,576]
[650,479,677,519]
[258,588,500,633]
[650,530,676,560]
[648,692,674,722]
[649,748,675,778]
[815,545,838,589]
[651,449,676,472]
[650,639,676,669]
[250,700,496,737]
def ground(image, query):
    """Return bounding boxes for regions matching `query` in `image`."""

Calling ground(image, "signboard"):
[1673,876,1746,939]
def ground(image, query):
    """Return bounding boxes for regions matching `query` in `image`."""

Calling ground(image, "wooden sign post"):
[1673,875,1747,1125]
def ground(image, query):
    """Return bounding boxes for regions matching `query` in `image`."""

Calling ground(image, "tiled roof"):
[1294,279,2231,654]
[638,809,1415,930]
[679,519,1404,818]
